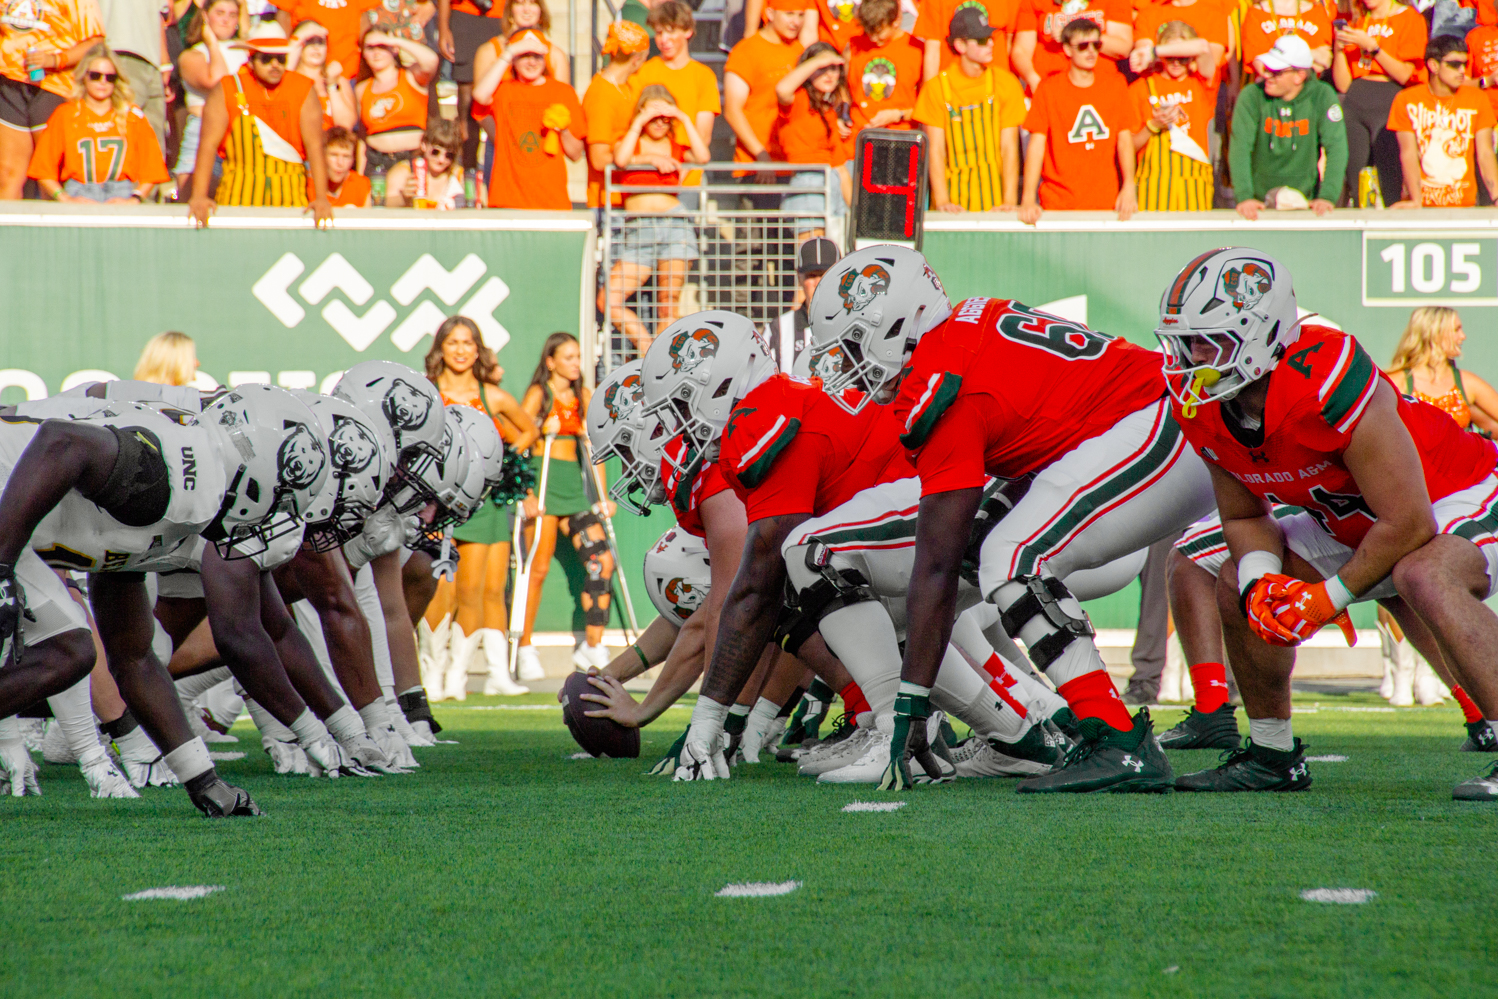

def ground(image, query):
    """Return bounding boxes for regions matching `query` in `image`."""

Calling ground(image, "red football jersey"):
[718,375,915,523]
[894,297,1169,496]
[1173,325,1497,548]
[661,436,732,539]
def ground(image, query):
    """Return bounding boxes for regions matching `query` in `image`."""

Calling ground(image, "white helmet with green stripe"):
[639,310,776,463]
[807,244,951,415]
[1155,247,1302,410]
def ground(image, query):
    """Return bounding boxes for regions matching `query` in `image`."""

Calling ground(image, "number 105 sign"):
[1362,232,1498,306]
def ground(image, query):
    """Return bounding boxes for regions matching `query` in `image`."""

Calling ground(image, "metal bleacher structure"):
[581,0,842,373]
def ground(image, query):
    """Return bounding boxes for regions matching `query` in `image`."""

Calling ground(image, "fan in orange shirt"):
[1389,34,1498,207]
[1019,19,1141,221]
[1128,0,1231,94]
[319,125,372,205]
[847,0,923,133]
[634,2,720,186]
[1012,0,1131,90]
[1126,21,1215,209]
[914,0,1020,82]
[29,45,169,203]
[1239,0,1334,76]
[583,21,649,208]
[1469,21,1498,115]
[486,29,585,209]
[724,0,807,174]
[773,42,854,237]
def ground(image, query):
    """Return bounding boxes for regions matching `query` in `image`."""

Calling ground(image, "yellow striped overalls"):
[937,69,1005,211]
[1134,76,1214,211]
[216,74,309,207]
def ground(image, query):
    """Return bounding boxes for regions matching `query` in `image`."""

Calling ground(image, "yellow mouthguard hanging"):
[1179,368,1220,419]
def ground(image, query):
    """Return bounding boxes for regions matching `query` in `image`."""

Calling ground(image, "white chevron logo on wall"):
[252,252,511,353]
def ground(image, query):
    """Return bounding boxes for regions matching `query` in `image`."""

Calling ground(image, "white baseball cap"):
[1259,34,1314,72]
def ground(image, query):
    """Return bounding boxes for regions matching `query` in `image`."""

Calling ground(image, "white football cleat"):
[336,731,408,774]
[41,720,80,765]
[18,718,45,753]
[80,750,139,798]
[115,728,179,787]
[517,644,546,682]
[409,720,444,745]
[388,700,429,751]
[798,726,876,776]
[950,738,1051,777]
[264,739,311,775]
[816,729,891,784]
[199,680,245,734]
[673,736,730,781]
[739,714,789,764]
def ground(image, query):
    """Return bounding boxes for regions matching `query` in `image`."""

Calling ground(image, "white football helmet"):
[331,361,447,513]
[422,422,475,530]
[1156,247,1302,409]
[589,361,667,515]
[807,244,952,414]
[444,405,504,496]
[643,527,712,624]
[201,385,330,559]
[639,311,777,466]
[291,391,394,552]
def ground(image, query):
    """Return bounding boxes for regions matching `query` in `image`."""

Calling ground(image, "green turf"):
[3,693,1495,999]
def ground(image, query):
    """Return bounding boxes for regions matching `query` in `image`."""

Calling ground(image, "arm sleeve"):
[1227,84,1258,198]
[1316,89,1349,202]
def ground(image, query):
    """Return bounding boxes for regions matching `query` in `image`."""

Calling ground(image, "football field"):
[5,692,1495,999]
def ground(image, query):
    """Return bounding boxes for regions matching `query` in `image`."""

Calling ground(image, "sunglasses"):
[300,35,327,45]
[1070,39,1103,51]
[1441,58,1468,68]
[86,70,118,82]
[425,146,455,160]
[253,52,288,64]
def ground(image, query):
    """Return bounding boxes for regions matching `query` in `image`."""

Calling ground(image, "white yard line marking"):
[1307,755,1349,762]
[842,801,907,813]
[209,752,245,761]
[715,881,801,898]
[568,752,594,760]
[122,886,226,901]
[1301,888,1376,904]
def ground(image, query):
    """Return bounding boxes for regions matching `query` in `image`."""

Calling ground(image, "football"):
[560,671,641,759]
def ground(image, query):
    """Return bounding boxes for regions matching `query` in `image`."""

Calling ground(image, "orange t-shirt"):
[582,72,635,207]
[847,31,923,133]
[271,0,379,75]
[812,0,865,49]
[1238,3,1333,73]
[1134,0,1230,88]
[724,32,805,161]
[1016,0,1130,83]
[1127,69,1211,157]
[1468,25,1498,115]
[324,169,372,205]
[914,0,1020,78]
[219,67,315,159]
[1388,84,1497,207]
[774,89,850,165]
[359,69,428,136]
[27,101,169,185]
[631,55,721,184]
[1341,4,1427,83]
[0,0,104,96]
[487,75,585,209]
[1022,69,1140,207]
[449,0,504,18]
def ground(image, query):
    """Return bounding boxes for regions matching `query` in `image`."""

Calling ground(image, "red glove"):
[1245,573,1358,648]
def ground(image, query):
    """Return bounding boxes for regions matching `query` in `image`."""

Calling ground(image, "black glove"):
[186,771,263,817]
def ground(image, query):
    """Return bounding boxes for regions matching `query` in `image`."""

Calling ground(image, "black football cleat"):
[1175,738,1312,792]
[186,773,263,817]
[1452,759,1498,800]
[1158,703,1242,750]
[1460,721,1497,753]
[1015,709,1173,794]
[1049,707,1084,742]
[990,722,1068,770]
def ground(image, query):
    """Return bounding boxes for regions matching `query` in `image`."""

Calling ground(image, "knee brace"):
[996,574,1094,671]
[571,514,611,580]
[583,575,611,626]
[774,541,876,655]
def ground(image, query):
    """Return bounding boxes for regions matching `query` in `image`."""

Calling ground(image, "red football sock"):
[1452,684,1483,724]
[988,673,1028,719]
[1057,671,1133,731]
[840,681,871,718]
[981,653,1007,681]
[1190,662,1230,713]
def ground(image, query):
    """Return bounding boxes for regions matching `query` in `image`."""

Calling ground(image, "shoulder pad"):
[899,371,963,449]
[721,379,807,489]
[1282,330,1379,435]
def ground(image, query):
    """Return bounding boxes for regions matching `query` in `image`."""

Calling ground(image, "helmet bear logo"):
[381,378,432,436]
[329,414,379,474]
[277,423,327,491]
[839,263,891,312]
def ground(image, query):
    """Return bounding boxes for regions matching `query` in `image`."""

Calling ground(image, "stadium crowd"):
[6,0,1498,215]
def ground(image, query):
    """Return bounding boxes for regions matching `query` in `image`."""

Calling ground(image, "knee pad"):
[84,425,171,527]
[996,574,1094,671]
[774,543,875,655]
[961,477,1033,585]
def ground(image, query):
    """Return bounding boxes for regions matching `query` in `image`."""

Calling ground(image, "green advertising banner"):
[0,204,632,633]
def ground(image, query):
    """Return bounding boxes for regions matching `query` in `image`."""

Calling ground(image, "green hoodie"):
[1228,77,1348,203]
